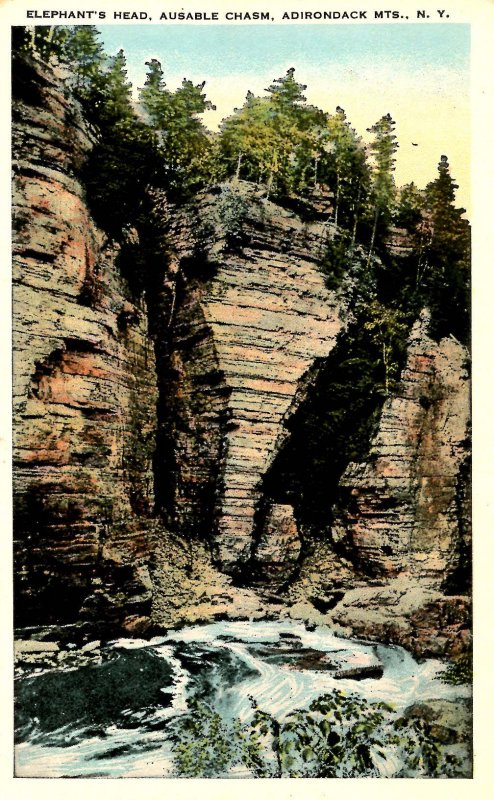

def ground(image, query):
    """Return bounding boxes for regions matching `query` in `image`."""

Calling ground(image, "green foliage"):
[441,651,473,686]
[168,698,241,777]
[63,26,106,105]
[97,49,134,125]
[218,69,328,198]
[395,181,425,231]
[320,230,352,290]
[366,113,399,260]
[16,29,469,346]
[215,186,250,251]
[169,689,464,778]
[81,120,164,239]
[319,108,371,233]
[139,59,216,197]
[12,25,69,61]
[386,156,470,343]
[420,156,470,341]
[363,300,410,395]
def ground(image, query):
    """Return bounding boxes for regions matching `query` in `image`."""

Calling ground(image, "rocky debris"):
[333,664,384,680]
[150,529,283,628]
[401,698,472,777]
[12,57,158,625]
[15,640,59,654]
[250,645,337,671]
[402,698,472,745]
[332,310,471,586]
[324,576,471,659]
[251,503,302,585]
[249,637,384,677]
[14,637,104,677]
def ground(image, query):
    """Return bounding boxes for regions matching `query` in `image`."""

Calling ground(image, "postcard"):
[2,0,493,796]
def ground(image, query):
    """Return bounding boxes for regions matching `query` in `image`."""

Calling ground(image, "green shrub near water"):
[168,688,464,778]
[440,651,473,686]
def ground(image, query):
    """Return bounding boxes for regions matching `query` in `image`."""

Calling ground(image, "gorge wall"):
[13,58,157,625]
[12,56,471,658]
[333,310,471,586]
[160,186,344,575]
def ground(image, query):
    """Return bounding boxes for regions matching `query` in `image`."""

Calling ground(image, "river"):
[14,619,471,778]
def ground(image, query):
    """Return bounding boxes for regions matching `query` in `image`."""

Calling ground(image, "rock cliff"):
[332,310,471,586]
[160,186,343,575]
[13,57,157,625]
[12,56,471,660]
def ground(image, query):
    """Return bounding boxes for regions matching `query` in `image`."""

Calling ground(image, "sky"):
[98,23,470,210]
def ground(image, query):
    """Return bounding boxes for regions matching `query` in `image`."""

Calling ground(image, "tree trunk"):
[234,152,243,181]
[383,341,389,395]
[333,171,340,240]
[367,205,379,267]
[350,183,362,251]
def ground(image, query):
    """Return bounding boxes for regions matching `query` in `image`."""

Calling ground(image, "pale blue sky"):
[99,24,468,79]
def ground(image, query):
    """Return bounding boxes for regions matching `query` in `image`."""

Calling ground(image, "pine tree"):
[219,93,279,184]
[98,48,133,124]
[139,60,215,195]
[367,113,399,263]
[12,26,68,61]
[139,59,169,125]
[265,67,307,118]
[64,26,105,99]
[219,69,324,196]
[395,182,424,231]
[420,156,470,340]
[320,108,370,238]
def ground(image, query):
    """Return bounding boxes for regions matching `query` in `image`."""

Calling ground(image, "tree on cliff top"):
[97,48,134,125]
[366,113,399,263]
[219,68,327,196]
[420,155,470,341]
[139,59,216,196]
[64,25,106,102]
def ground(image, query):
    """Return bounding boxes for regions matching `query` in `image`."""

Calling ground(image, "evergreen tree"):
[219,93,279,184]
[420,156,470,340]
[139,60,215,195]
[320,108,371,239]
[367,113,399,262]
[395,181,424,231]
[219,69,326,196]
[139,58,168,124]
[265,67,307,118]
[64,25,105,100]
[12,25,68,61]
[98,48,134,125]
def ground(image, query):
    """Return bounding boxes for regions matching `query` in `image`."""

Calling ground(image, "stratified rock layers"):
[12,58,158,624]
[332,312,471,586]
[166,188,344,571]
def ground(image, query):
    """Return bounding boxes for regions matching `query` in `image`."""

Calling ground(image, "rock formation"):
[12,57,157,625]
[161,185,343,574]
[332,309,471,587]
[11,56,472,661]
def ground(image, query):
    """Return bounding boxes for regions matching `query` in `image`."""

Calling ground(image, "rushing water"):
[15,620,470,778]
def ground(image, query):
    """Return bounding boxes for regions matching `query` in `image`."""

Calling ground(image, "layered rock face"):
[332,311,471,587]
[12,57,158,625]
[12,58,471,660]
[163,186,344,573]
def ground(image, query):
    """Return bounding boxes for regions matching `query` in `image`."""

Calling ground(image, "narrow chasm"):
[247,321,409,587]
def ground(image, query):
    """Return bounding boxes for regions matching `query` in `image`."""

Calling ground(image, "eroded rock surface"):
[13,57,158,624]
[12,60,471,665]
[163,185,344,573]
[332,311,471,586]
